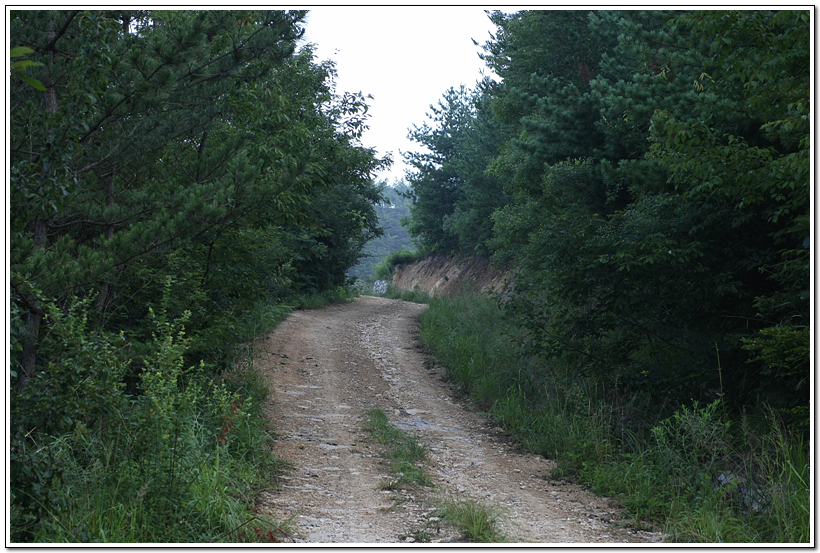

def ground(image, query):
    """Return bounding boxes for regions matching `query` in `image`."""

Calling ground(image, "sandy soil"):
[254,296,664,544]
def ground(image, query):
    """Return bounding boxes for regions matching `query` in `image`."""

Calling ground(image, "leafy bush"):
[373,249,421,280]
[10,290,289,543]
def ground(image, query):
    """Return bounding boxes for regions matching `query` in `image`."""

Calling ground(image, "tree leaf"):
[10,46,35,58]
[17,73,47,91]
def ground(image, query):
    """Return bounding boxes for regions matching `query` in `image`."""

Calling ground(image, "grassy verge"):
[298,285,358,309]
[362,408,506,542]
[378,283,431,303]
[417,294,811,543]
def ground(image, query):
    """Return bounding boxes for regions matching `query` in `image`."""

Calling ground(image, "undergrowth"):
[418,294,811,543]
[10,285,295,543]
[434,497,507,543]
[377,283,431,303]
[298,285,358,309]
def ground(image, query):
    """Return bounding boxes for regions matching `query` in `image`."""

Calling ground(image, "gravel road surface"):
[255,296,663,544]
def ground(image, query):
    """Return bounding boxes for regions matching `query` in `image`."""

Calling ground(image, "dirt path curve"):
[255,296,663,544]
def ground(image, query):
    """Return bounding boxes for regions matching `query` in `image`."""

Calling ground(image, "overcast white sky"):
[299,7,501,184]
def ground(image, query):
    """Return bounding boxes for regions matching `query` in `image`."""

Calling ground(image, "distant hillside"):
[348,181,414,281]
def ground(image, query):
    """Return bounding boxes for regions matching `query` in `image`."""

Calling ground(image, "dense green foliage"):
[419,294,809,542]
[10,10,386,542]
[402,9,809,542]
[404,85,507,255]
[403,9,809,427]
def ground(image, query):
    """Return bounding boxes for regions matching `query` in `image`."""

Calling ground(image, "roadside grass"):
[298,285,357,309]
[434,497,508,543]
[417,293,811,543]
[362,408,507,542]
[28,425,292,544]
[378,283,431,303]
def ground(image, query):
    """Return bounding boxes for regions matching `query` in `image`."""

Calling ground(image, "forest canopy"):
[10,9,387,386]
[402,9,809,425]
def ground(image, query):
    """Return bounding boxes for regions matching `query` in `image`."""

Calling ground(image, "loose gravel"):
[254,296,664,544]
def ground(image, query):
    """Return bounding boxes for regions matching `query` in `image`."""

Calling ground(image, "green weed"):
[378,283,430,303]
[435,497,507,543]
[363,408,514,543]
[363,408,432,489]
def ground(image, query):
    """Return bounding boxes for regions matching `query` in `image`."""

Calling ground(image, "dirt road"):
[255,296,662,544]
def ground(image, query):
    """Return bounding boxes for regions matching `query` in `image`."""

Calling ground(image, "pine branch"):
[41,10,80,53]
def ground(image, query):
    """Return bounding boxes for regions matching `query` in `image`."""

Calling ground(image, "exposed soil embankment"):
[392,254,510,297]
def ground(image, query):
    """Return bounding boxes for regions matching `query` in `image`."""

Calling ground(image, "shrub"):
[10,288,289,543]
[374,249,421,280]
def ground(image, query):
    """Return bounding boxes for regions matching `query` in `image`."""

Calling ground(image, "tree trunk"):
[18,20,58,392]
[95,173,117,314]
[17,221,47,392]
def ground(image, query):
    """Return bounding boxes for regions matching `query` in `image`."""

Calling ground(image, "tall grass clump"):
[435,497,507,543]
[417,294,811,543]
